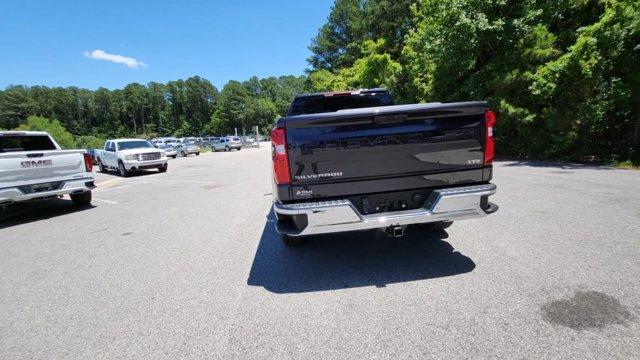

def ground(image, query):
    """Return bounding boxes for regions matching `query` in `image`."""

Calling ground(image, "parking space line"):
[95,177,125,190]
[93,198,119,204]
[142,178,218,185]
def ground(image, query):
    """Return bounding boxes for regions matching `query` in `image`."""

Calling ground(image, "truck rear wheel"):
[70,191,92,206]
[281,234,305,246]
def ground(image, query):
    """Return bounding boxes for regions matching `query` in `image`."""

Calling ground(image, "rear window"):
[0,135,57,152]
[287,92,394,116]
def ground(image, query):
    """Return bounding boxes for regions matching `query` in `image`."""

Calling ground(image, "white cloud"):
[82,49,148,69]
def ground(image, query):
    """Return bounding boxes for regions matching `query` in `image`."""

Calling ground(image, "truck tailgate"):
[0,150,87,186]
[285,102,489,185]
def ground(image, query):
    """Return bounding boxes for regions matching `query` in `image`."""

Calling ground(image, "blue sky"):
[0,0,334,90]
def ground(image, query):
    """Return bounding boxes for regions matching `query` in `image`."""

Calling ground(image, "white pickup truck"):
[0,131,94,208]
[95,138,168,177]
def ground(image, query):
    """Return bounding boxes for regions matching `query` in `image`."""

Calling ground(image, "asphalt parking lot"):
[1,146,639,359]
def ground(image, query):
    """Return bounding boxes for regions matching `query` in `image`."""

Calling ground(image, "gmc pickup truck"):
[95,138,168,177]
[270,89,498,246]
[0,131,94,208]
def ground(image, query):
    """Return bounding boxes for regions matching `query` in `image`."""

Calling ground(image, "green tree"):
[75,135,105,149]
[257,76,310,116]
[209,81,250,135]
[308,39,401,92]
[147,82,167,135]
[183,76,219,136]
[122,83,149,135]
[244,98,278,134]
[308,0,366,70]
[402,0,639,161]
[14,116,76,149]
[308,69,347,92]
[0,85,30,129]
[308,0,414,71]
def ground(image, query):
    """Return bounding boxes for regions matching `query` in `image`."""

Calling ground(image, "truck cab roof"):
[293,88,389,99]
[286,88,394,116]
[0,131,51,136]
[107,138,148,143]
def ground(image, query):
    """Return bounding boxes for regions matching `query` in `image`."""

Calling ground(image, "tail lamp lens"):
[83,153,93,172]
[270,127,291,184]
[484,110,497,165]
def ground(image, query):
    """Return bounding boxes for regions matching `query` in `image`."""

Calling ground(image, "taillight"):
[484,110,497,165]
[83,153,93,172]
[270,127,291,184]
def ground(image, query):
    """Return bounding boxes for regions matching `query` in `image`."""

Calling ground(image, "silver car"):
[175,141,200,157]
[211,137,242,152]
[158,144,177,159]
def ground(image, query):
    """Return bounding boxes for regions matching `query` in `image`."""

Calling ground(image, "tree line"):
[0,75,309,147]
[1,0,639,164]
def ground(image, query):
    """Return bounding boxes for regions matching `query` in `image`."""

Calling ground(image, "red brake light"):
[484,110,497,165]
[270,127,291,185]
[83,153,93,172]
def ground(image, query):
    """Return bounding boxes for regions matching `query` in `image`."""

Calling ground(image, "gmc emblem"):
[20,159,53,168]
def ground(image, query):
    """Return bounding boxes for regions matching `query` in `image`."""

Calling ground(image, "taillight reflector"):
[83,153,93,172]
[270,127,291,184]
[484,110,497,165]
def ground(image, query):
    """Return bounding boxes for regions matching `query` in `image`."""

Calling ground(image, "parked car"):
[95,139,168,177]
[174,140,200,157]
[211,137,242,152]
[201,136,219,147]
[0,131,94,208]
[158,137,178,145]
[270,88,498,246]
[164,139,178,147]
[177,137,198,145]
[158,144,177,159]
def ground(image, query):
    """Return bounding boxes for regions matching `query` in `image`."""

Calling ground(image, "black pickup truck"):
[270,89,498,246]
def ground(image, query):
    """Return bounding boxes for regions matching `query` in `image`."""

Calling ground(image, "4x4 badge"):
[296,190,313,197]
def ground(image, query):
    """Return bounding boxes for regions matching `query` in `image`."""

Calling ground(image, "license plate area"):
[18,181,64,194]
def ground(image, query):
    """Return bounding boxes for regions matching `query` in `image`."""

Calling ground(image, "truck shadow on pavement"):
[0,199,95,229]
[247,210,476,294]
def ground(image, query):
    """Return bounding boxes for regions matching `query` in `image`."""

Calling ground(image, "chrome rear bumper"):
[273,184,497,236]
[0,177,95,206]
